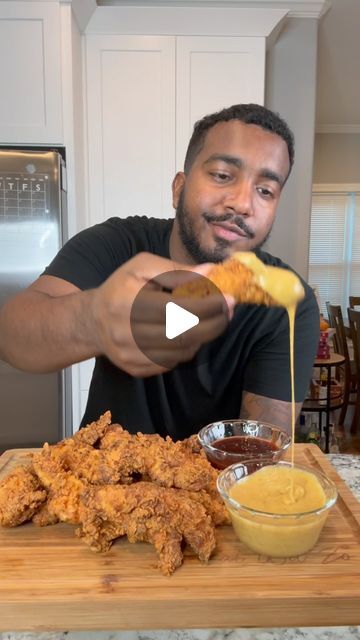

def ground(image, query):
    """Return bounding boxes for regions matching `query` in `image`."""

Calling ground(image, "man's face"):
[172,120,291,263]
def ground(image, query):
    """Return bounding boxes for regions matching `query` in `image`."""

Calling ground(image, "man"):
[0,104,319,438]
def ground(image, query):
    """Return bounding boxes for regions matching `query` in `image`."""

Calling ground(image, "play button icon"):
[130,269,226,369]
[165,302,199,340]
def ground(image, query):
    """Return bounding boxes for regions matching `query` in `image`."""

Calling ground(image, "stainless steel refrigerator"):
[0,149,72,451]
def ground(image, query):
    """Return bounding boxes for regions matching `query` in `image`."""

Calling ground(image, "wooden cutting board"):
[0,444,359,631]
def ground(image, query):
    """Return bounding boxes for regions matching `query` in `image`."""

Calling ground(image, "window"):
[308,185,360,316]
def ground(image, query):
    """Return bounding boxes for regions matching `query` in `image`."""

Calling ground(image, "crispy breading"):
[174,257,275,305]
[32,446,87,525]
[98,423,132,449]
[65,426,214,491]
[71,410,112,446]
[65,441,142,485]
[0,466,47,527]
[133,431,214,491]
[77,481,216,575]
[178,433,205,456]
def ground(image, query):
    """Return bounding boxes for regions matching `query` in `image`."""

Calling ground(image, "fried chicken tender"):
[99,423,139,449]
[71,410,112,446]
[174,256,275,305]
[179,433,205,456]
[0,412,229,574]
[63,425,214,491]
[31,441,222,574]
[174,251,305,309]
[0,466,47,526]
[77,481,216,575]
[30,445,221,574]
[31,446,86,526]
[64,441,141,485]
[133,431,214,490]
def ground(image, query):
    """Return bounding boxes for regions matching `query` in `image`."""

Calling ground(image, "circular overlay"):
[130,270,227,370]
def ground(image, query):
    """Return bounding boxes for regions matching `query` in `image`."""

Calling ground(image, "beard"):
[176,190,272,264]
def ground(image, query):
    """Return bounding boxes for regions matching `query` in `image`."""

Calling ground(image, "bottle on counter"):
[307,431,321,446]
[320,367,328,383]
[296,413,307,442]
[328,423,340,453]
[306,420,321,446]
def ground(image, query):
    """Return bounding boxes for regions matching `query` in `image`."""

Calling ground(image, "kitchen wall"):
[0,0,326,428]
[313,133,360,183]
[265,17,318,281]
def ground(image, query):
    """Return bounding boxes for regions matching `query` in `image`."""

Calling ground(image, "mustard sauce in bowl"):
[217,460,337,557]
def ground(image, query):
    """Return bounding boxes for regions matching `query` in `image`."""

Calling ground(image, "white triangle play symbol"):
[165,302,199,340]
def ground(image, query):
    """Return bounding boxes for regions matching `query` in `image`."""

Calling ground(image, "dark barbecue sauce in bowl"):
[207,436,280,469]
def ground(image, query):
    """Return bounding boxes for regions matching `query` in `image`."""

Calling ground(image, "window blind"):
[308,190,360,316]
[350,194,360,295]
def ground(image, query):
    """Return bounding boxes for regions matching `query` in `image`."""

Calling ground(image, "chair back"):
[349,296,360,309]
[326,303,358,430]
[348,308,360,380]
[326,302,350,362]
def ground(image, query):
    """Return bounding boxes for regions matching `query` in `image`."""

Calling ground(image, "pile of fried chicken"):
[0,412,229,575]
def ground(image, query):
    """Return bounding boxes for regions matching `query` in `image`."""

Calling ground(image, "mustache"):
[203,212,255,240]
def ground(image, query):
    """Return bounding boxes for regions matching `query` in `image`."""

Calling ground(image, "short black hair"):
[184,103,295,175]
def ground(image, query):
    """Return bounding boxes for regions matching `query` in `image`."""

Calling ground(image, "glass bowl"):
[217,459,338,557]
[198,419,291,469]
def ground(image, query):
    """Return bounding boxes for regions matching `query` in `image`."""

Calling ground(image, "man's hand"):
[0,252,234,376]
[91,252,235,377]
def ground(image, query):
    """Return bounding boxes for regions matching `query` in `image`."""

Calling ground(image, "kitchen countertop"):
[1,453,359,640]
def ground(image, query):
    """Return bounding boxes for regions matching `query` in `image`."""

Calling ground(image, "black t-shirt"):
[43,216,319,438]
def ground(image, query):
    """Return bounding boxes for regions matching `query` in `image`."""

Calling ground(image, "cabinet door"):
[86,35,175,225]
[0,1,62,144]
[176,36,265,171]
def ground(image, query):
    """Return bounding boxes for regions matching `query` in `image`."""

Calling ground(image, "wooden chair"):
[349,296,360,309]
[347,307,360,434]
[326,302,357,429]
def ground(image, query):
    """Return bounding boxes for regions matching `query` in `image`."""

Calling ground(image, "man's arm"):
[240,390,302,436]
[0,253,234,377]
[239,283,319,436]
[0,275,97,372]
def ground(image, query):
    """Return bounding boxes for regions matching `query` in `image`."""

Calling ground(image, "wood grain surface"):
[0,444,359,631]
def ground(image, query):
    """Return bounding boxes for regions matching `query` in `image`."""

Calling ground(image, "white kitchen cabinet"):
[86,35,176,225]
[176,36,265,171]
[0,1,63,144]
[85,33,266,224]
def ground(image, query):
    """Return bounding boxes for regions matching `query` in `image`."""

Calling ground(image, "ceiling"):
[316,0,360,129]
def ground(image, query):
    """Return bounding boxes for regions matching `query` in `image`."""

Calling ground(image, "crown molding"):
[95,1,331,19]
[316,124,360,134]
[60,0,97,31]
[62,0,331,33]
[86,5,289,35]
